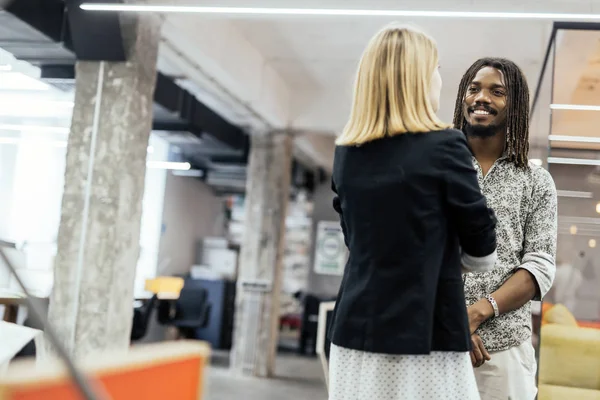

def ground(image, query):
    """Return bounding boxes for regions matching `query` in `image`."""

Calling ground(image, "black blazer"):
[328,129,496,355]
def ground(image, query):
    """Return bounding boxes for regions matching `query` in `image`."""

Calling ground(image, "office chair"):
[130,295,158,342]
[157,279,212,339]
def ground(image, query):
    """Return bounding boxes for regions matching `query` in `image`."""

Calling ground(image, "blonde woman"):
[328,24,498,400]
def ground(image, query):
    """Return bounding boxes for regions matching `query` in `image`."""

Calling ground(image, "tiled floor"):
[206,351,328,400]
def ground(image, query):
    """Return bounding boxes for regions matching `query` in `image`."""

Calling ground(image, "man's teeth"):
[473,110,490,115]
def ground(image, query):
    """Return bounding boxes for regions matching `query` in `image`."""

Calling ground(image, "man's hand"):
[470,334,491,368]
[467,299,495,334]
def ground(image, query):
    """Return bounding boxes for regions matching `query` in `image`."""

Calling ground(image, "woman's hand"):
[470,334,491,367]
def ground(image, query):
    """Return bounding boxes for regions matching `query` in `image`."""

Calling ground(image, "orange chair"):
[0,341,209,400]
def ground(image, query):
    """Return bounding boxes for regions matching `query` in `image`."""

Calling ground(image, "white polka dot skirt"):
[328,344,481,400]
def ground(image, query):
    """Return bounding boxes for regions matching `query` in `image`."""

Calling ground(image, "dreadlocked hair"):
[452,57,530,169]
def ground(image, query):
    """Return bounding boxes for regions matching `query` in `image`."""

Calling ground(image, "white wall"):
[157,174,225,276]
[142,174,225,343]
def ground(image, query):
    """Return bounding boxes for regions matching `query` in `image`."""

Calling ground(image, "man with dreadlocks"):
[452,57,557,400]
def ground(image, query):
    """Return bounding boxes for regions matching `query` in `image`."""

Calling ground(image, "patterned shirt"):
[463,157,557,352]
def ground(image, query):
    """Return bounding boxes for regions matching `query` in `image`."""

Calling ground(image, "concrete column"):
[230,132,293,377]
[47,14,161,359]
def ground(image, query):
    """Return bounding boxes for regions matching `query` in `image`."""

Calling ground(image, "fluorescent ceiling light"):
[0,99,74,117]
[0,137,155,153]
[529,158,543,166]
[172,169,204,177]
[80,4,600,20]
[147,161,191,170]
[549,135,600,144]
[0,137,67,147]
[0,99,74,108]
[0,124,69,134]
[560,216,600,225]
[558,230,600,238]
[551,104,600,111]
[560,224,600,232]
[556,190,593,199]
[548,157,600,166]
[0,72,50,91]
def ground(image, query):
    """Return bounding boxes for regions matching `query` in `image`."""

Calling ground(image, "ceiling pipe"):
[159,38,273,132]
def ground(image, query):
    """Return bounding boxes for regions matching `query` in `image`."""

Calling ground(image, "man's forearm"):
[469,269,538,329]
[492,269,538,314]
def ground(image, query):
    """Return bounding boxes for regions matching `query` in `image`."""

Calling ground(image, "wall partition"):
[530,22,600,398]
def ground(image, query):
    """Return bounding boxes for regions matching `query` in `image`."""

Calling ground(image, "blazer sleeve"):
[442,133,497,273]
[331,178,349,248]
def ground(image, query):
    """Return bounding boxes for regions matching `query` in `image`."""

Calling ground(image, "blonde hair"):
[336,24,450,146]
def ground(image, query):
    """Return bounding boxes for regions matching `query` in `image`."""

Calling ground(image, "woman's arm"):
[442,132,497,272]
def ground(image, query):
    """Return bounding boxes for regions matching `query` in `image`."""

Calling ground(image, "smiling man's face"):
[462,66,508,137]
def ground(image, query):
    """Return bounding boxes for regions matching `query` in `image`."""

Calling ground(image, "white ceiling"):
[152,0,600,169]
[232,16,555,132]
[217,0,597,129]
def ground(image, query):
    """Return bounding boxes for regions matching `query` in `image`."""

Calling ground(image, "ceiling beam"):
[64,0,127,61]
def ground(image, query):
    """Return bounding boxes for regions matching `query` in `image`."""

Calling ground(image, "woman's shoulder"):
[334,129,466,150]
[425,128,465,142]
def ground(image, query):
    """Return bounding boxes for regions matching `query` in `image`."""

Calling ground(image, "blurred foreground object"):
[0,242,103,399]
[538,303,600,399]
[0,322,45,375]
[542,304,579,327]
[0,341,210,399]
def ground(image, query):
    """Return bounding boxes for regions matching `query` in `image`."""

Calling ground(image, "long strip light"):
[556,190,593,199]
[548,157,600,166]
[0,124,69,134]
[529,158,543,166]
[0,137,155,154]
[558,230,600,238]
[549,135,600,144]
[79,4,600,20]
[147,161,191,170]
[0,137,67,147]
[551,104,600,111]
[172,169,204,177]
[559,216,600,225]
[0,99,74,108]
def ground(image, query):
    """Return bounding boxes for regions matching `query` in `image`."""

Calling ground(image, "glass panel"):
[546,28,600,324]
[539,26,600,395]
[550,30,600,151]
[529,31,555,356]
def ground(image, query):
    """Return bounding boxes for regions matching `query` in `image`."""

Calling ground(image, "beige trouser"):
[474,340,538,400]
